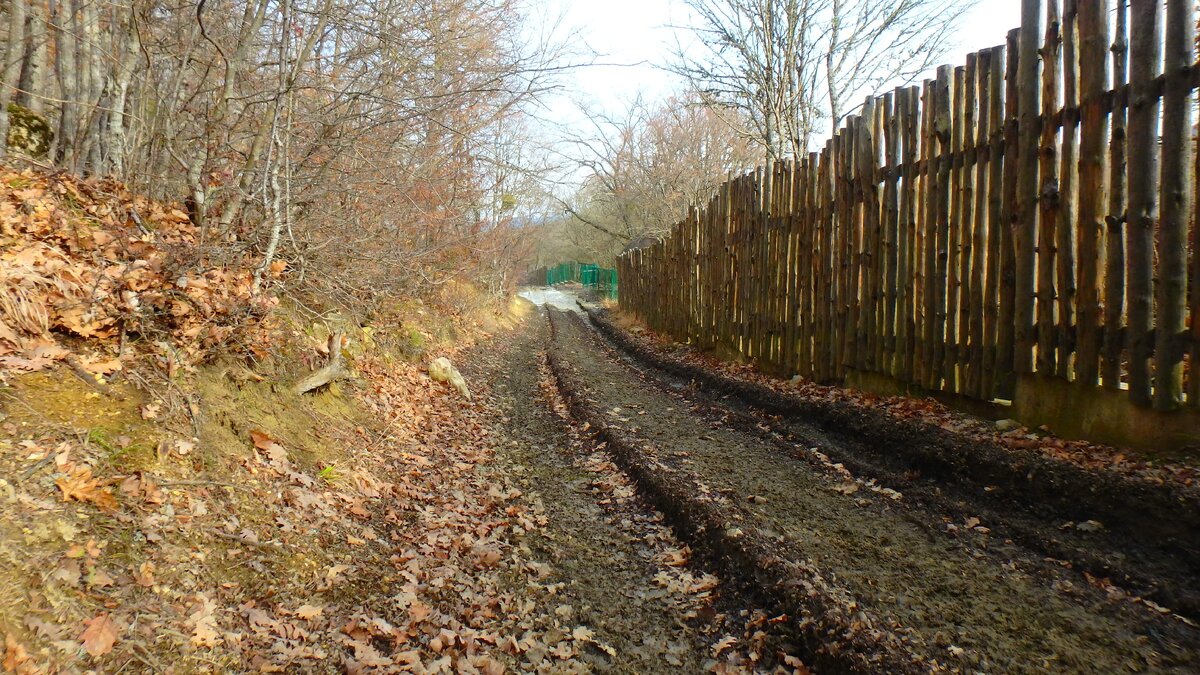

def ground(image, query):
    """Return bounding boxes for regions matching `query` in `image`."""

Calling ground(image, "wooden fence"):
[617,0,1200,411]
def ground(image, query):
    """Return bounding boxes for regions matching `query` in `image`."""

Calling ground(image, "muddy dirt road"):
[504,291,1199,673]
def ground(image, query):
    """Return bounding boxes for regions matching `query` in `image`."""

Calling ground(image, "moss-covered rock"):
[7,103,53,158]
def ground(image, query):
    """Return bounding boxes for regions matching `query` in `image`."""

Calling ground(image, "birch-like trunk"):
[16,0,47,113]
[52,0,79,167]
[0,0,28,158]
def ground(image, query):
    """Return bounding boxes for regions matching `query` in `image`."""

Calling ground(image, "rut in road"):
[582,305,1200,621]
[460,307,775,673]
[544,307,1200,674]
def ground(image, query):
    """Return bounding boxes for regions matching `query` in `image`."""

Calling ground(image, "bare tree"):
[671,0,972,159]
[0,0,570,306]
[553,95,758,262]
[0,0,25,158]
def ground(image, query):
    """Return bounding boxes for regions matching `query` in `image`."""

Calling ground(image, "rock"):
[994,418,1021,432]
[6,104,54,158]
[428,357,471,400]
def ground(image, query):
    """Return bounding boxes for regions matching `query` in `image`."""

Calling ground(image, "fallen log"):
[294,332,349,394]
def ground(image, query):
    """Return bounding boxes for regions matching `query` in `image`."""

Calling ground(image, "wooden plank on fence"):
[998,28,1021,399]
[1078,0,1109,388]
[1103,0,1128,390]
[1036,0,1061,377]
[883,93,899,375]
[1014,0,1042,376]
[865,97,883,372]
[955,56,977,393]
[930,65,952,391]
[759,163,772,363]
[1056,0,1078,379]
[900,86,919,383]
[834,129,849,375]
[1193,124,1200,407]
[818,144,835,381]
[970,48,996,398]
[845,120,863,373]
[875,98,888,374]
[1153,0,1193,410]
[856,99,875,372]
[802,153,818,377]
[780,160,789,368]
[1126,0,1160,407]
[917,81,934,386]
[946,65,967,390]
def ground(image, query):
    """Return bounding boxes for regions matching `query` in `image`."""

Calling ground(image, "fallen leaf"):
[296,604,323,620]
[80,612,117,657]
[135,561,156,587]
[249,429,275,451]
[56,466,118,510]
[189,594,223,648]
[712,635,737,657]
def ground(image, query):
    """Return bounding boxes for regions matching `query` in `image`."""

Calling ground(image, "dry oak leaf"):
[134,561,156,587]
[249,430,288,465]
[295,605,324,620]
[56,466,118,510]
[188,594,223,648]
[79,612,118,658]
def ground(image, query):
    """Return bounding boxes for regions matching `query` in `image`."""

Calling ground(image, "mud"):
[584,305,1200,621]
[461,309,724,673]
[547,308,1199,674]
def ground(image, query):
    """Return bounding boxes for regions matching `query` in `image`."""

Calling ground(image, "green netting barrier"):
[544,261,618,300]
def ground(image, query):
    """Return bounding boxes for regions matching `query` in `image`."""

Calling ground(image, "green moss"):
[395,324,427,361]
[6,103,53,158]
[192,360,364,477]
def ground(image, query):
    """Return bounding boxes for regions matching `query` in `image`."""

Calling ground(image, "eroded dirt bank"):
[545,307,1199,674]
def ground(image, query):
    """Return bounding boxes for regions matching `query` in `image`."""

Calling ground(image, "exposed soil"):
[545,306,1200,674]
[460,309,730,673]
[582,305,1200,622]
[0,299,789,674]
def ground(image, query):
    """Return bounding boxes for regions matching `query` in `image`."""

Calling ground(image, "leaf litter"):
[0,169,807,673]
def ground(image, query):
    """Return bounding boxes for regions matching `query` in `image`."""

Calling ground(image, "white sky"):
[535,0,1024,139]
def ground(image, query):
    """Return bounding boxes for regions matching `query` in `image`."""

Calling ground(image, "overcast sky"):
[534,0,1024,140]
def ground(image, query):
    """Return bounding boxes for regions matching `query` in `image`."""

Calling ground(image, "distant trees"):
[0,0,563,303]
[550,95,758,263]
[671,0,971,159]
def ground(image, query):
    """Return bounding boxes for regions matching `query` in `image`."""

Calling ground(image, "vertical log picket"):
[1014,0,1041,376]
[998,29,1021,398]
[1036,1,1060,377]
[610,0,1200,430]
[1102,0,1128,391]
[1153,0,1192,410]
[1056,0,1078,379]
[1126,0,1160,407]
[946,65,967,389]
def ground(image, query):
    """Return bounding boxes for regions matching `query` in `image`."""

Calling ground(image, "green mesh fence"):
[544,261,618,300]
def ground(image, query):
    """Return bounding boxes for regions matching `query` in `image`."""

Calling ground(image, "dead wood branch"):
[293,331,348,394]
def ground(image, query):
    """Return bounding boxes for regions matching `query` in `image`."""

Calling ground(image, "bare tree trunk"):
[0,0,28,158]
[16,0,47,113]
[76,0,106,173]
[108,6,141,177]
[52,0,79,168]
